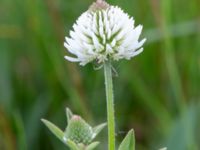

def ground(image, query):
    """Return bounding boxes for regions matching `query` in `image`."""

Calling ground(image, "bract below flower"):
[64,0,146,66]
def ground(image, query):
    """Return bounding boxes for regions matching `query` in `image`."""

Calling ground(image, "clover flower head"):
[64,0,146,66]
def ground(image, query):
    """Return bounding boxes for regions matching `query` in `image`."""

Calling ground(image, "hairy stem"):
[104,61,115,150]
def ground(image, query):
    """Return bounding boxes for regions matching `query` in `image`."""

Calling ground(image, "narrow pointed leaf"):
[66,108,73,123]
[41,119,64,141]
[86,141,100,150]
[77,143,85,149]
[92,123,107,139]
[159,148,167,150]
[66,139,79,150]
[118,129,135,150]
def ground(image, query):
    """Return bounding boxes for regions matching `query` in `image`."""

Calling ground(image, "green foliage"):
[92,123,107,139]
[41,119,64,142]
[86,142,100,150]
[66,140,79,150]
[118,129,135,150]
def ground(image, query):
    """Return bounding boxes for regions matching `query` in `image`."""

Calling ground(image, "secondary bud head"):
[64,115,93,145]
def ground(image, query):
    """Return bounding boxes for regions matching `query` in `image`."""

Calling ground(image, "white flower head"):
[64,0,146,66]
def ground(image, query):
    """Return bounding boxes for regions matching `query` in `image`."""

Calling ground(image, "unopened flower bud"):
[64,115,93,145]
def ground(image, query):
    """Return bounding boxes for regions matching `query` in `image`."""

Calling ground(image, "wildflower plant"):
[42,0,166,150]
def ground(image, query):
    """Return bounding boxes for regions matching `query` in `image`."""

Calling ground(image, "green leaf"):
[66,108,73,123]
[159,147,167,150]
[118,129,135,150]
[41,119,64,142]
[92,123,107,139]
[66,139,79,150]
[86,141,100,150]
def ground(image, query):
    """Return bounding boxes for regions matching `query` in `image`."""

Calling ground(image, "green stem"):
[104,61,115,150]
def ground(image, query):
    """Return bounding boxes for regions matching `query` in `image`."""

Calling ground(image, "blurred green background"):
[0,0,200,149]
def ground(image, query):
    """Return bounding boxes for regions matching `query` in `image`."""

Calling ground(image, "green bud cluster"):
[65,115,93,145]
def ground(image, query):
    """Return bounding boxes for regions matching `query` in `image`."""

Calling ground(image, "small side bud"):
[64,115,93,145]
